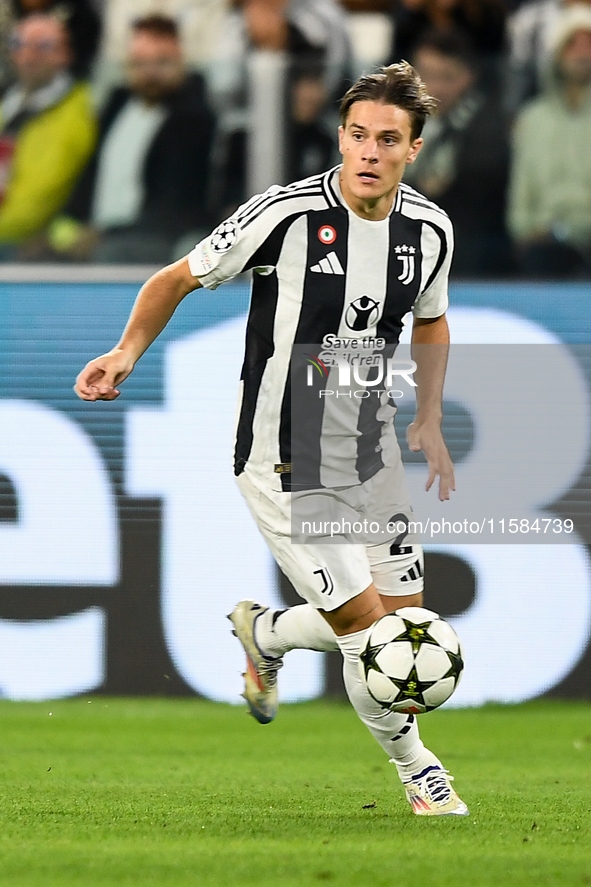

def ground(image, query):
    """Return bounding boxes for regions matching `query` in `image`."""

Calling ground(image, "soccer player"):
[75,62,468,817]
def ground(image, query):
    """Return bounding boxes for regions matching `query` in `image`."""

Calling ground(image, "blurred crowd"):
[0,0,590,277]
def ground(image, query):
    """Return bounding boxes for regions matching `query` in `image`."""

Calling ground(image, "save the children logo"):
[345,296,381,331]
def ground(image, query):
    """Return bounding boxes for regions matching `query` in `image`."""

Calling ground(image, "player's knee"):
[321,585,385,636]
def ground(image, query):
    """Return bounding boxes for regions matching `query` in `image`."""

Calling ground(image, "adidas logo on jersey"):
[310,252,344,275]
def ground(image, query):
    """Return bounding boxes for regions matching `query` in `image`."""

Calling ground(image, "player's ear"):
[406,137,423,165]
[338,124,345,155]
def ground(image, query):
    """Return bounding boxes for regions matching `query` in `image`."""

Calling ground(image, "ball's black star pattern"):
[388,664,440,709]
[390,617,441,654]
[443,648,464,681]
[359,642,384,681]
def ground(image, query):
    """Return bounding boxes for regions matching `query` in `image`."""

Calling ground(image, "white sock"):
[336,629,443,781]
[254,604,339,657]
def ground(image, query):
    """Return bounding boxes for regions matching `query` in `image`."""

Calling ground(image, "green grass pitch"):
[0,698,589,887]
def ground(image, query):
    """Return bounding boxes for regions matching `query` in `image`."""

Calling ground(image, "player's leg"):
[229,552,467,815]
[322,583,432,775]
[228,587,421,719]
[229,470,467,814]
[230,512,423,692]
[362,539,467,813]
[320,582,427,770]
[228,470,358,723]
[321,582,468,817]
[227,530,372,725]
[242,601,339,657]
[248,555,423,660]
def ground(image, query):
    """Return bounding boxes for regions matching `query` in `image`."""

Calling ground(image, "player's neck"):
[338,175,398,221]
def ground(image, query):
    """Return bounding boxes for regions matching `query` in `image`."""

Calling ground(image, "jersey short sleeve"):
[187,185,290,290]
[411,212,454,319]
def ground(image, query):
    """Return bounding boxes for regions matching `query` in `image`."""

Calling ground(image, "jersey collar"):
[326,165,403,219]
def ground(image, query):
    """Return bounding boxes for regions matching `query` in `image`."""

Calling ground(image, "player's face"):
[338,101,423,220]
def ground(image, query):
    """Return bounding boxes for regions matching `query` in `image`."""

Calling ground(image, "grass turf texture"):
[0,699,589,887]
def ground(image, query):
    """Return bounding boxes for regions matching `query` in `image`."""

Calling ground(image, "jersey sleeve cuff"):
[187,243,222,290]
[412,298,449,319]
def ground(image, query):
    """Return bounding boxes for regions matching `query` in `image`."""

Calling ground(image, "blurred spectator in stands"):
[389,0,507,94]
[508,5,591,277]
[505,0,591,114]
[0,13,95,258]
[406,29,512,276]
[11,0,101,78]
[208,0,351,214]
[286,65,338,183]
[210,0,351,107]
[44,14,215,263]
[0,1,15,92]
[94,0,229,105]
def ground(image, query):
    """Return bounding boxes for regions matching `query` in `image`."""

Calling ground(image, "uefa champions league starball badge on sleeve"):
[210,220,238,253]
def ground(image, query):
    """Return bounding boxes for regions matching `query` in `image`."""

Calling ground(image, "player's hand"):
[407,419,455,501]
[74,349,135,401]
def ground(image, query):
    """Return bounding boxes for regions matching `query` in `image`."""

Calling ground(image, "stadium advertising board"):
[0,273,590,704]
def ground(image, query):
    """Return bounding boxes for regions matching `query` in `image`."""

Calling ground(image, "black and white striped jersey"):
[188,166,453,491]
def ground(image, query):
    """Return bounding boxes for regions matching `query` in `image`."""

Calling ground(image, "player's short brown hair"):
[132,14,179,41]
[339,62,437,141]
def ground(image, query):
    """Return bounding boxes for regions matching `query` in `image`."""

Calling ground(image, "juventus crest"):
[395,244,416,285]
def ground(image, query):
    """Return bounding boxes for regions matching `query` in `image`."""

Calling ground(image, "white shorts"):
[236,462,423,612]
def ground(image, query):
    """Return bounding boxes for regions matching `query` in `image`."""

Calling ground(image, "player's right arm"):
[75,186,289,401]
[74,256,201,401]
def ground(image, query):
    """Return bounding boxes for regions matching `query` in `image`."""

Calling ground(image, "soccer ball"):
[358,607,464,714]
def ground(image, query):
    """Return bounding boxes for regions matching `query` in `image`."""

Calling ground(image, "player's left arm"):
[407,313,455,501]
